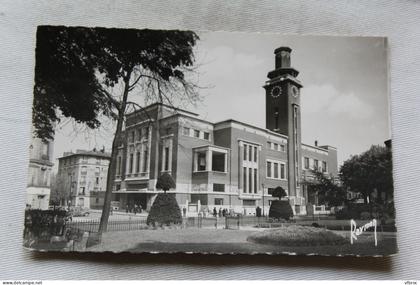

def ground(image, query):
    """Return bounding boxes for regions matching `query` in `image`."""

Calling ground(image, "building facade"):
[112,47,338,216]
[56,149,110,209]
[26,135,54,210]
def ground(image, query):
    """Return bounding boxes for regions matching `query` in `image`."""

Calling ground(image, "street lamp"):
[262,183,265,217]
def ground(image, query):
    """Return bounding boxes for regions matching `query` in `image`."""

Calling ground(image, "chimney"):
[274,46,292,69]
[314,140,318,147]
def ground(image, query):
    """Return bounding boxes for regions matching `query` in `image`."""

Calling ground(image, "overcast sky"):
[51,31,390,171]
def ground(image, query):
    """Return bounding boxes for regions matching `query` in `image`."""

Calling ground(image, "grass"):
[247,225,347,246]
[85,227,397,256]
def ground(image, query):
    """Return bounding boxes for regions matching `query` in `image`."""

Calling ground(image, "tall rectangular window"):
[164,147,170,171]
[248,168,252,193]
[253,146,257,162]
[136,152,141,173]
[143,150,148,172]
[273,143,279,151]
[243,167,247,193]
[143,127,149,139]
[314,159,319,170]
[254,169,257,194]
[243,145,247,161]
[194,129,200,138]
[267,161,272,178]
[280,144,285,152]
[280,164,285,179]
[248,145,252,161]
[304,157,309,169]
[322,161,327,173]
[117,156,121,175]
[274,163,279,179]
[129,153,134,173]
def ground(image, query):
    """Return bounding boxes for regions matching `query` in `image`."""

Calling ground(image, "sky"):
[51,31,390,172]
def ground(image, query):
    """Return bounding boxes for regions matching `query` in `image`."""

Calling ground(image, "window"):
[273,143,279,151]
[194,129,200,138]
[274,163,279,179]
[304,157,310,169]
[243,145,247,161]
[136,152,141,173]
[243,199,256,206]
[314,159,319,170]
[142,150,148,172]
[267,160,286,180]
[280,164,286,179]
[183,127,190,136]
[248,168,252,193]
[203,132,210,140]
[129,131,135,143]
[212,152,226,172]
[95,177,99,185]
[81,166,87,174]
[254,146,257,162]
[213,184,225,192]
[267,142,271,149]
[95,198,99,203]
[243,167,247,193]
[117,156,122,175]
[80,187,85,195]
[129,153,134,173]
[143,127,149,139]
[165,127,172,135]
[248,145,253,161]
[197,152,206,171]
[253,169,257,194]
[164,147,170,171]
[280,144,286,152]
[267,161,272,178]
[322,161,327,173]
[136,129,141,141]
[215,198,224,205]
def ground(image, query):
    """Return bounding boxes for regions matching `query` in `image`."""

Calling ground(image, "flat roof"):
[60,150,111,159]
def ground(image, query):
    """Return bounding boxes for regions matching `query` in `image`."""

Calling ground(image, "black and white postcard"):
[23,26,396,256]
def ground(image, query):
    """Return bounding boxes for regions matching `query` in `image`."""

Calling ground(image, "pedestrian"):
[218,207,222,217]
[182,207,187,217]
[213,207,217,217]
[222,208,226,217]
[133,204,138,215]
[139,205,142,214]
[126,204,129,213]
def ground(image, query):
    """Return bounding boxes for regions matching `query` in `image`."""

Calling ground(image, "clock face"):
[291,85,299,97]
[270,86,282,98]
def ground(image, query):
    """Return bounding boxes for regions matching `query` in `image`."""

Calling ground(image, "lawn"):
[87,228,397,256]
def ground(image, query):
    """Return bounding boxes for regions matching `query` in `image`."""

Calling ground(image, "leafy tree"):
[303,169,346,207]
[49,173,68,207]
[340,145,393,205]
[33,26,200,233]
[156,173,176,193]
[146,193,182,227]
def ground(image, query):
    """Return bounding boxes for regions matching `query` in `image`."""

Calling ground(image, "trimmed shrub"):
[269,200,294,221]
[247,225,347,246]
[156,173,176,193]
[146,193,182,226]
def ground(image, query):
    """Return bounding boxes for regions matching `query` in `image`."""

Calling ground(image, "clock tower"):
[263,47,303,201]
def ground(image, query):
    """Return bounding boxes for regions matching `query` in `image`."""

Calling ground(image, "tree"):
[49,173,68,207]
[32,26,200,233]
[340,145,393,205]
[303,169,346,207]
[155,173,176,193]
